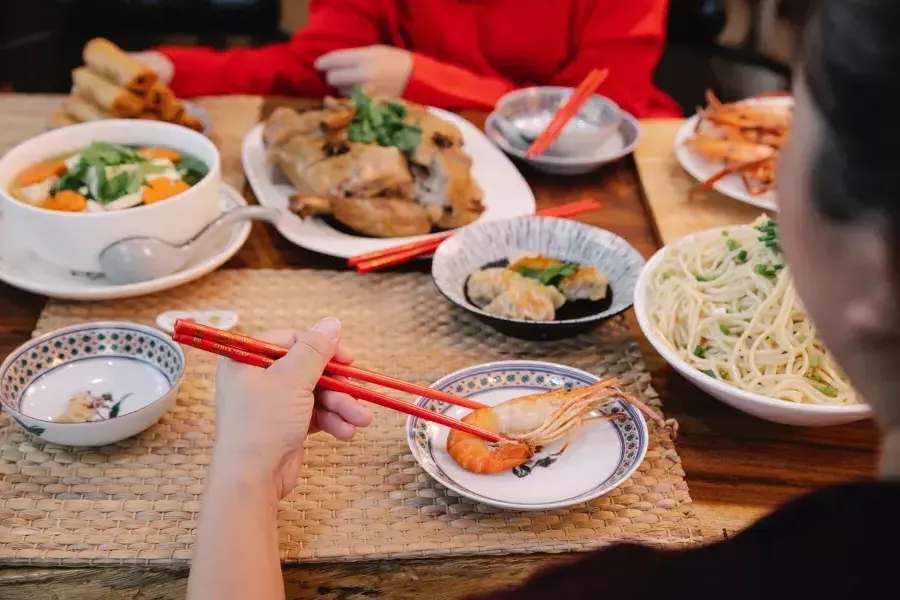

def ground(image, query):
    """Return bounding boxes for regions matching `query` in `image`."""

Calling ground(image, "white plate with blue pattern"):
[406,360,649,511]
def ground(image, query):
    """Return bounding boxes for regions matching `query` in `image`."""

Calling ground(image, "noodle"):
[646,216,861,406]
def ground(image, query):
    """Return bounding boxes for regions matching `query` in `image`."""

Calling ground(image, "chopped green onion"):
[817,385,838,398]
[726,238,742,251]
[693,345,707,358]
[720,325,731,335]
[810,354,820,369]
[701,369,715,378]
[734,250,748,264]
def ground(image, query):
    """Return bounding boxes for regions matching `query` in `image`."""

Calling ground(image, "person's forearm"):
[403,53,515,111]
[187,452,283,600]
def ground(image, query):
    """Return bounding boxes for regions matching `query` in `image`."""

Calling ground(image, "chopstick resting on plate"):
[172,320,505,443]
[525,68,610,159]
[348,199,603,273]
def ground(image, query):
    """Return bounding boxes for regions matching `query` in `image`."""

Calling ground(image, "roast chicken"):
[263,96,484,238]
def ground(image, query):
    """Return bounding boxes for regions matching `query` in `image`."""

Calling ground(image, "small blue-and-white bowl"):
[432,216,646,340]
[0,322,185,446]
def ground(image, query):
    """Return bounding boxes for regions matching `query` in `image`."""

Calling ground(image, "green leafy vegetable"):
[80,142,141,167]
[349,88,422,154]
[177,154,209,186]
[516,262,579,286]
[101,170,142,201]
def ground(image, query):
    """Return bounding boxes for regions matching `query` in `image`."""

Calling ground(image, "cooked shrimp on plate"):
[406,361,668,511]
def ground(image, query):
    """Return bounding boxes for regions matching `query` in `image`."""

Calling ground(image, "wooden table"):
[0,100,879,600]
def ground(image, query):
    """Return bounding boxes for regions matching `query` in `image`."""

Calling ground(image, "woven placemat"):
[0,93,262,190]
[635,119,772,244]
[0,270,699,565]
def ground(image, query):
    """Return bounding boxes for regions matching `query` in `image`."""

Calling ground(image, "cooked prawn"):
[684,89,791,198]
[446,379,676,474]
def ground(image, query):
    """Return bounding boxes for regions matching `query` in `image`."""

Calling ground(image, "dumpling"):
[484,273,566,321]
[559,266,609,302]
[467,268,519,306]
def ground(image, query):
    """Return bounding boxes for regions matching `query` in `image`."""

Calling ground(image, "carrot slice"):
[40,190,87,212]
[138,147,181,162]
[14,159,68,188]
[142,178,190,204]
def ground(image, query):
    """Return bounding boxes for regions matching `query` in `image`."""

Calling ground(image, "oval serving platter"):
[406,360,649,511]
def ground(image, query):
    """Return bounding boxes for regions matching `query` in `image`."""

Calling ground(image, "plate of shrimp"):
[674,91,793,212]
[406,361,672,511]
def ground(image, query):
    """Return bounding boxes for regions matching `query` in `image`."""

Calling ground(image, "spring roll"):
[179,113,205,132]
[63,94,115,122]
[49,111,80,129]
[83,37,158,93]
[144,82,175,112]
[72,68,143,118]
[159,95,185,123]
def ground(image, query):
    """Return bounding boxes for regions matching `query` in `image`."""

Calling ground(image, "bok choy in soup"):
[9,142,209,212]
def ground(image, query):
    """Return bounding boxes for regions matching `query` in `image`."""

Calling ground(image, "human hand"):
[131,51,175,85]
[315,45,414,97]
[213,318,373,498]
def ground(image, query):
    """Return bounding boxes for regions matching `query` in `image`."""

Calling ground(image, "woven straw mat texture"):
[0,94,262,190]
[0,270,700,565]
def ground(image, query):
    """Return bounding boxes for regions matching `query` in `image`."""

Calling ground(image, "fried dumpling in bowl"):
[483,273,566,321]
[466,267,519,306]
[559,266,609,302]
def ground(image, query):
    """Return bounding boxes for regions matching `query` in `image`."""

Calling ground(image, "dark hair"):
[803,0,900,221]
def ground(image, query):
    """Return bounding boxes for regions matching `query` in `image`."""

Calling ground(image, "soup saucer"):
[0,184,250,300]
[406,360,649,511]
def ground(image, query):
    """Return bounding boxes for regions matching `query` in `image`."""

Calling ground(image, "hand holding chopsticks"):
[173,319,511,444]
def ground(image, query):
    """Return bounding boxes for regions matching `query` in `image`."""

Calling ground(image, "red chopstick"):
[171,332,507,444]
[525,68,610,158]
[349,199,603,273]
[174,319,486,411]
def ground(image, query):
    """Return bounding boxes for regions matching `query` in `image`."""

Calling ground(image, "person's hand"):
[315,45,414,97]
[213,318,373,498]
[131,51,175,85]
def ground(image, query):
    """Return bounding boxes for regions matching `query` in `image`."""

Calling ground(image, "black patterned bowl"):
[431,217,646,340]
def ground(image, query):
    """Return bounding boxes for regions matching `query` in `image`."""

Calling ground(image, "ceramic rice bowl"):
[0,322,184,446]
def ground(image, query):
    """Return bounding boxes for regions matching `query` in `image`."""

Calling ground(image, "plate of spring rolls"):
[50,38,211,135]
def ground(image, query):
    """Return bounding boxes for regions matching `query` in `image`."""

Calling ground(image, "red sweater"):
[160,0,680,117]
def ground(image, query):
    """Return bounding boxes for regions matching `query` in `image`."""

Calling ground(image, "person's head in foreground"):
[781,0,900,470]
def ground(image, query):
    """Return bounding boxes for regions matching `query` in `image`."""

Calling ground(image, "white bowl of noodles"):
[634,219,872,427]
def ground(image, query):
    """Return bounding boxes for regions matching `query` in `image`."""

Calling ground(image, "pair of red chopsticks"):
[171,319,510,444]
[348,199,602,273]
[525,68,611,159]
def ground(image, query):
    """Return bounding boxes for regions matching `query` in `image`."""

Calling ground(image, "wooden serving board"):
[634,119,772,244]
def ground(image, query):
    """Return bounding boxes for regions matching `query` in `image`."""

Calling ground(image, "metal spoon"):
[99,205,282,284]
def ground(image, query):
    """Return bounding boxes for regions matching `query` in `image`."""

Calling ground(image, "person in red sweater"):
[134,0,680,117]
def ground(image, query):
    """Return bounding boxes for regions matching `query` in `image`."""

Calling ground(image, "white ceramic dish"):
[673,96,791,212]
[406,360,649,511]
[241,108,536,259]
[0,119,222,273]
[0,322,185,446]
[634,225,872,426]
[0,184,249,300]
